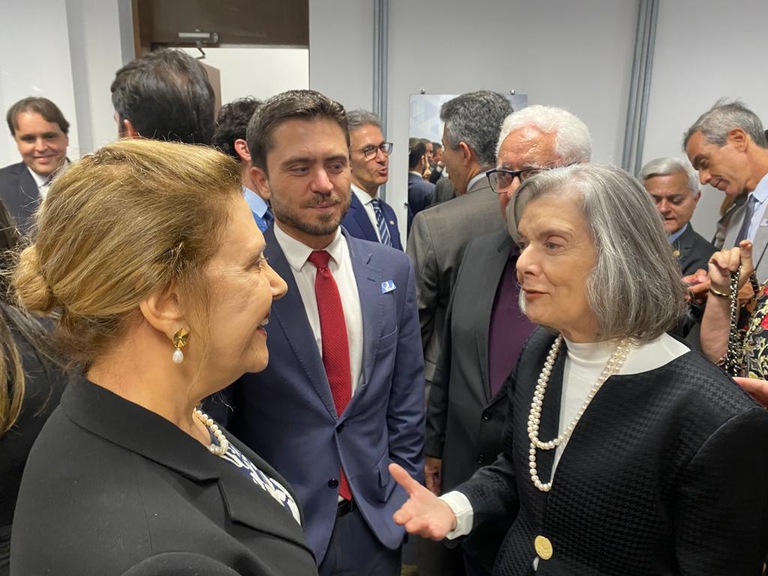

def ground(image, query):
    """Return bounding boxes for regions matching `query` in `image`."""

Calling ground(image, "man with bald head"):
[425,105,592,576]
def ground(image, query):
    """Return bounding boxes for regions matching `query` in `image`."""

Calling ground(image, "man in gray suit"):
[684,99,768,280]
[426,105,592,576]
[0,97,69,233]
[406,91,512,399]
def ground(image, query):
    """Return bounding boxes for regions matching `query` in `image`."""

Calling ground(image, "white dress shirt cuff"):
[440,491,474,539]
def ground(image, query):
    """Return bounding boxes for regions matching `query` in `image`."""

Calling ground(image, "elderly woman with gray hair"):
[388,164,768,575]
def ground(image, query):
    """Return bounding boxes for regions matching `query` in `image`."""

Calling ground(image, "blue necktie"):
[734,195,758,246]
[371,198,392,247]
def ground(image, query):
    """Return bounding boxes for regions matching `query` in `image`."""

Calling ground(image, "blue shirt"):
[244,187,273,232]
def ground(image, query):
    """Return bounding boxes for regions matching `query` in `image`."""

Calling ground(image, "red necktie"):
[307,250,352,501]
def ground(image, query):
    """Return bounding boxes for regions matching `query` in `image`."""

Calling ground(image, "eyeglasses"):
[486,167,545,194]
[360,142,394,160]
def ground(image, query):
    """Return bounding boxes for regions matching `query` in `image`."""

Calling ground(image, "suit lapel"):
[349,192,378,242]
[475,232,515,403]
[264,228,338,417]
[346,233,380,403]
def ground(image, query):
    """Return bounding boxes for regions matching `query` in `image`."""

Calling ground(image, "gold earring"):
[172,328,189,364]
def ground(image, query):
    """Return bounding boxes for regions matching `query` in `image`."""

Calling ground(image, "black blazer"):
[11,381,317,576]
[459,329,768,575]
[0,163,39,234]
[673,223,716,276]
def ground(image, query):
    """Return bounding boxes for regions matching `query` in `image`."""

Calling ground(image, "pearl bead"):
[527,336,632,493]
[172,348,184,364]
[193,408,229,456]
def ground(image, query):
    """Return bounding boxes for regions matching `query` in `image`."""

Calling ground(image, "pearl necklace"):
[193,408,229,456]
[527,335,633,492]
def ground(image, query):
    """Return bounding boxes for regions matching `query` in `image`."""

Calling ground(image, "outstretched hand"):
[389,463,457,540]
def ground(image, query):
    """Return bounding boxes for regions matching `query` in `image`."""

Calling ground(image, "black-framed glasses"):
[486,167,545,194]
[360,142,394,160]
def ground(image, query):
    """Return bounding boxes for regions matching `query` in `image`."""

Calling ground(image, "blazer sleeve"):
[454,374,520,528]
[386,258,426,483]
[674,405,768,575]
[406,211,439,351]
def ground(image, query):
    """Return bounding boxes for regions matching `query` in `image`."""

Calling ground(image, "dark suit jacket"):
[11,381,316,576]
[458,329,768,575]
[209,227,424,565]
[406,175,506,392]
[341,192,403,250]
[0,307,66,575]
[673,223,716,276]
[407,173,435,218]
[426,229,534,570]
[0,162,39,234]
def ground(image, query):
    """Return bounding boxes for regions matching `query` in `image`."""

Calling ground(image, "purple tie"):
[488,255,535,397]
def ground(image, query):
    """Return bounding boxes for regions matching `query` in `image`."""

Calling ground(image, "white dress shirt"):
[272,224,364,394]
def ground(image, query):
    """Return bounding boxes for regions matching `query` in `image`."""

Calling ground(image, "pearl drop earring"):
[172,328,189,364]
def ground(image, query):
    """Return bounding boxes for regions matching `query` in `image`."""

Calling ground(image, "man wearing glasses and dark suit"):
[341,110,403,250]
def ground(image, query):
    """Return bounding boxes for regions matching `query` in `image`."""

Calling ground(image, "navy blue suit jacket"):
[341,192,403,250]
[0,162,39,234]
[209,227,424,564]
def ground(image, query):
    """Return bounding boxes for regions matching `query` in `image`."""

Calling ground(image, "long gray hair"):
[509,164,685,342]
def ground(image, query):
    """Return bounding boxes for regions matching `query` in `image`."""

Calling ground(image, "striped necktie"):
[371,198,392,247]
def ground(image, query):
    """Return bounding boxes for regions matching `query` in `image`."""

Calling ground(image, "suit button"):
[336,422,345,433]
[482,410,491,421]
[328,479,339,488]
[476,455,485,465]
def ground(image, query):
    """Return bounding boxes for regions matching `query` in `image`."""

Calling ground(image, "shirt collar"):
[351,183,376,206]
[668,223,688,244]
[273,222,344,273]
[466,170,489,193]
[751,172,768,205]
[243,186,269,218]
[27,165,49,187]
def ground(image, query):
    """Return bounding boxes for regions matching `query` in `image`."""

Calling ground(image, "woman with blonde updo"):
[9,139,317,576]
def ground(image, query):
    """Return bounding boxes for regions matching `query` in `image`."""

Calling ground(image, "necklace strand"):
[527,335,633,492]
[193,408,229,456]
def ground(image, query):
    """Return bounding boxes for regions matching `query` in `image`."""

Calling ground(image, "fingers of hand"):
[389,463,418,494]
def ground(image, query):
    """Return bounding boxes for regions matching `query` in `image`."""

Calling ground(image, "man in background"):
[0,97,70,233]
[341,109,403,250]
[684,99,768,280]
[408,137,435,220]
[111,48,215,145]
[639,156,715,276]
[212,97,273,231]
[407,90,512,398]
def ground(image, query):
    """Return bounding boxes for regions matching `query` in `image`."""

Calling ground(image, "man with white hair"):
[639,157,715,276]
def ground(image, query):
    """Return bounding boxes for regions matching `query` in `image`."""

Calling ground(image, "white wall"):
[179,47,309,105]
[386,0,638,227]
[642,0,768,240]
[0,0,80,166]
[2,0,766,243]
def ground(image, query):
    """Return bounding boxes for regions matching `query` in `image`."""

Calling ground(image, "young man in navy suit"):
[208,90,424,576]
[341,109,403,250]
